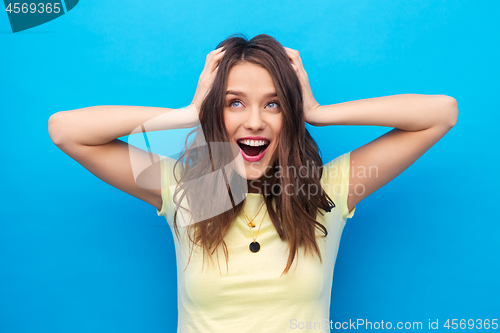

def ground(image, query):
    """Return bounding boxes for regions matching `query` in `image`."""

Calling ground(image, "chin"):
[230,153,275,182]
[230,159,267,180]
[244,165,267,180]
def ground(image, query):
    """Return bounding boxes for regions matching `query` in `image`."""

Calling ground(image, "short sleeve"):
[321,151,356,220]
[156,156,178,217]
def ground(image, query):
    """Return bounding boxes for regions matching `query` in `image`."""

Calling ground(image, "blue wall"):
[1,1,498,332]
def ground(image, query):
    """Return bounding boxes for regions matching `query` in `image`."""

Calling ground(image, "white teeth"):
[238,139,268,147]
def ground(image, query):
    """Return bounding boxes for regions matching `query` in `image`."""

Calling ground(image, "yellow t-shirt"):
[156,152,356,333]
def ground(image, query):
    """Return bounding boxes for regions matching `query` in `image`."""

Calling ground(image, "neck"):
[247,179,265,194]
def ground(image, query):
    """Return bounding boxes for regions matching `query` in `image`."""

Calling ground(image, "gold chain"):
[242,201,267,252]
[242,202,265,228]
[247,210,267,242]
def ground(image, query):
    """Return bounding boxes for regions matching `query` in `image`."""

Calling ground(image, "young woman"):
[48,34,458,332]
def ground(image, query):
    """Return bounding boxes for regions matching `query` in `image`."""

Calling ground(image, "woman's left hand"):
[284,47,321,124]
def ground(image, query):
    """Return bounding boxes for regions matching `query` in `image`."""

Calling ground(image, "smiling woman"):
[224,64,282,175]
[48,33,458,333]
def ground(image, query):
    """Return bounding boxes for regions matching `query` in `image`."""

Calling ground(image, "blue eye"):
[231,100,242,107]
[228,99,280,109]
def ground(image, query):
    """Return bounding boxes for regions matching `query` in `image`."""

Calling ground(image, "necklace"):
[242,202,265,228]
[242,202,267,253]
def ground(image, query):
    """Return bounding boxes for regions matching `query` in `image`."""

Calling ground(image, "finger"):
[284,47,295,61]
[211,64,220,73]
[284,47,299,57]
[207,47,225,56]
[206,49,225,62]
[207,47,226,60]
[285,52,300,68]
[284,48,302,66]
[288,53,300,72]
[211,65,220,78]
[206,49,226,73]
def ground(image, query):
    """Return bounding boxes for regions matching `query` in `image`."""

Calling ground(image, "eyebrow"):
[226,90,278,98]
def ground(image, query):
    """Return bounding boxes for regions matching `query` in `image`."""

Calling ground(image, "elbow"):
[48,111,68,146]
[438,95,459,128]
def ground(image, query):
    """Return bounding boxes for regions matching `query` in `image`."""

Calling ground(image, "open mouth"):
[237,138,271,162]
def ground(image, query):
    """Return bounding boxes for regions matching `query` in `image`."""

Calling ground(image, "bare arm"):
[48,105,199,211]
[308,94,458,212]
[48,47,226,212]
[305,94,457,130]
[285,47,458,213]
[48,105,198,147]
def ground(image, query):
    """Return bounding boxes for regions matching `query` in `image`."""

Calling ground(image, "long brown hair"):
[172,33,335,275]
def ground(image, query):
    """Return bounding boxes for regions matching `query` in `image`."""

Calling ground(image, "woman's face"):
[223,61,283,180]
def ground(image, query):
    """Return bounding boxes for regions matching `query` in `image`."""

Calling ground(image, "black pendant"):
[249,241,261,253]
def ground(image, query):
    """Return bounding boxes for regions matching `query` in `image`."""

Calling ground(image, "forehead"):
[226,62,276,95]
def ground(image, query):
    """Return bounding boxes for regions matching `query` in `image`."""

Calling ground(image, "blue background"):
[1,1,498,332]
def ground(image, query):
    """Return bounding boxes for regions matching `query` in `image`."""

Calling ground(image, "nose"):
[243,107,266,131]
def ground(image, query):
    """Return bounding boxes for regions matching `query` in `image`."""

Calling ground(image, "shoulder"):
[321,152,351,188]
[320,151,356,219]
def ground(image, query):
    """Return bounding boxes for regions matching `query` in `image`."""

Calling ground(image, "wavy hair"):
[172,33,335,275]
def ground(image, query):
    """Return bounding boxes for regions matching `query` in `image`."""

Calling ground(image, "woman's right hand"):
[190,47,226,113]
